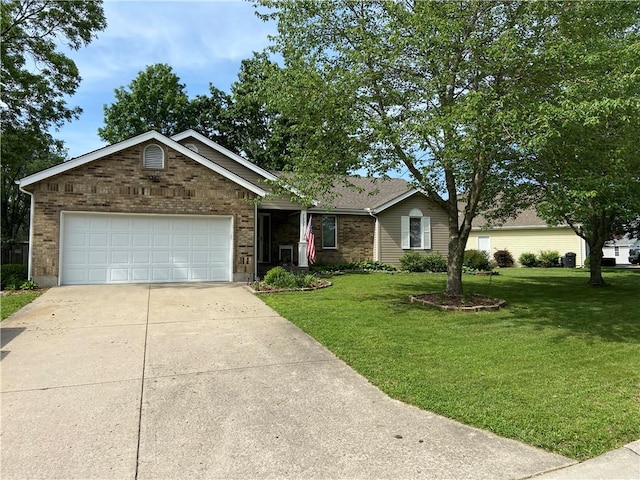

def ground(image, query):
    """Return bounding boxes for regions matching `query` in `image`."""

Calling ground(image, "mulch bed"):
[409,292,507,312]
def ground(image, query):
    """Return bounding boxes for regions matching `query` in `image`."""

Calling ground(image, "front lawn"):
[261,268,640,461]
[1,292,43,321]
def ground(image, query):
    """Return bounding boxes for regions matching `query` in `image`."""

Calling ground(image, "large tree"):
[259,1,635,295]
[1,0,106,258]
[523,23,640,286]
[100,56,291,170]
[98,63,191,143]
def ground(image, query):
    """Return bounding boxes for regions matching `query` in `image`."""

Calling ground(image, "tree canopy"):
[258,0,640,295]
[1,0,106,257]
[98,63,192,143]
[521,19,640,285]
[99,56,291,170]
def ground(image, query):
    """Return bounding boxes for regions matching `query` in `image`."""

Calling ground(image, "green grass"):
[261,268,640,461]
[1,292,42,321]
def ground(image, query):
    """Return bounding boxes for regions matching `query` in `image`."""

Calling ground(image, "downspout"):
[366,208,379,262]
[17,182,34,281]
[254,203,258,282]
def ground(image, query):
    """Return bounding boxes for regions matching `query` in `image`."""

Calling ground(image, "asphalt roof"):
[316,176,413,210]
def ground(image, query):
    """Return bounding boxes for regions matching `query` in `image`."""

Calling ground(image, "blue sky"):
[57,0,276,159]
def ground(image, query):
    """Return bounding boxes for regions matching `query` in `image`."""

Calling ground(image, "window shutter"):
[401,216,410,249]
[422,216,431,250]
[144,144,164,169]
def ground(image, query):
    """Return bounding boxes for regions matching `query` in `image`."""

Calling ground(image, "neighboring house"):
[466,208,588,267]
[18,129,449,287]
[602,235,637,265]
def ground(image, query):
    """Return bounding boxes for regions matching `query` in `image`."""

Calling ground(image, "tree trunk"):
[446,238,465,296]
[587,239,607,287]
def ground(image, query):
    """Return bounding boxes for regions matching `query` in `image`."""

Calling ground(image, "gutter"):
[17,182,34,281]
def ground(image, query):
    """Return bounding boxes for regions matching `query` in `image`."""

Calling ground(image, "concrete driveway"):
[1,283,573,479]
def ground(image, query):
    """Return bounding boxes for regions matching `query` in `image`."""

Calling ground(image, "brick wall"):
[314,215,375,264]
[24,141,256,285]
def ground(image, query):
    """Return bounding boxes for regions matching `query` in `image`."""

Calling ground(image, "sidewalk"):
[530,440,640,480]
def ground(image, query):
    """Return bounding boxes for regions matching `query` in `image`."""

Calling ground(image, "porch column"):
[298,209,308,268]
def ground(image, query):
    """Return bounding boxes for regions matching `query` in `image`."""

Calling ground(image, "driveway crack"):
[134,284,151,480]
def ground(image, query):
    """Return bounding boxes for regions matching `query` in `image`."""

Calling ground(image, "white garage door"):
[61,213,232,285]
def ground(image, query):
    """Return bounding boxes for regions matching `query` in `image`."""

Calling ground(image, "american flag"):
[305,215,316,265]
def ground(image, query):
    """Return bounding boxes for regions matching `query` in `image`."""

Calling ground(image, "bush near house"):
[1,264,27,290]
[311,261,396,273]
[463,249,491,271]
[493,249,515,267]
[519,252,538,267]
[399,252,447,273]
[262,266,319,289]
[538,250,561,268]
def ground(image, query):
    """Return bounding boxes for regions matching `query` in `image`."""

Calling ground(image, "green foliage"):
[1,264,27,290]
[99,64,192,143]
[1,0,105,259]
[257,0,638,295]
[310,261,396,273]
[463,250,491,271]
[517,2,640,286]
[19,279,38,290]
[262,267,318,289]
[399,252,447,273]
[538,250,561,268]
[493,250,514,268]
[519,252,539,268]
[1,0,106,132]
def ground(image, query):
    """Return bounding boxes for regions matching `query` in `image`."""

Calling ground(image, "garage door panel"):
[132,234,150,247]
[62,214,232,285]
[89,251,108,264]
[111,251,129,263]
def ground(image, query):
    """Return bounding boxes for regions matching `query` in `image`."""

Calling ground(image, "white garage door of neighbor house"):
[61,213,233,285]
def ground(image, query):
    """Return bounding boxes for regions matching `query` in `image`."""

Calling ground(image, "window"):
[322,215,337,249]
[143,144,164,169]
[401,208,431,250]
[614,246,620,256]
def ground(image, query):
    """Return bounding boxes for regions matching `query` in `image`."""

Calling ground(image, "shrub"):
[399,252,428,272]
[1,264,27,290]
[519,252,538,268]
[263,267,297,288]
[463,249,491,271]
[493,249,514,267]
[399,252,447,273]
[538,250,560,268]
[422,253,447,272]
[583,254,590,269]
[262,267,319,289]
[310,261,396,273]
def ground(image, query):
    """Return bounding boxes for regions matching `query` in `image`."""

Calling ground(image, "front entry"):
[257,213,271,264]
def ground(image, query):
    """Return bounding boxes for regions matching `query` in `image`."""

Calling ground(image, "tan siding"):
[377,195,449,266]
[467,228,587,266]
[177,138,269,187]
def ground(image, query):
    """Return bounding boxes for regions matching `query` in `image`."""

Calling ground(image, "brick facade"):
[24,141,256,286]
[313,215,375,264]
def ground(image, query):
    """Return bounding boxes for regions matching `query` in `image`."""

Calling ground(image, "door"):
[60,212,233,285]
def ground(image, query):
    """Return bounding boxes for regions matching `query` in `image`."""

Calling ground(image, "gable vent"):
[143,144,164,169]
[184,143,199,153]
